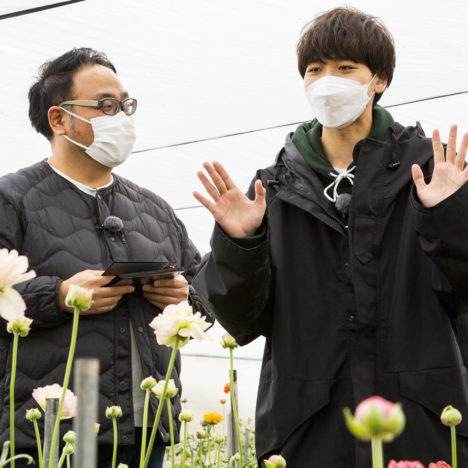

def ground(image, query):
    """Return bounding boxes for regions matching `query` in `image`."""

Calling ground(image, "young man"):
[0,48,211,468]
[193,7,468,467]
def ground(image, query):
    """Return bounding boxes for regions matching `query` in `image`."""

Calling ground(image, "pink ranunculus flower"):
[0,249,35,323]
[149,301,210,348]
[429,462,452,468]
[264,454,287,468]
[388,460,425,468]
[32,384,77,419]
[344,396,405,442]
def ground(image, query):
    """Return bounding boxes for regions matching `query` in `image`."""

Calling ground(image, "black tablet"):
[102,261,183,286]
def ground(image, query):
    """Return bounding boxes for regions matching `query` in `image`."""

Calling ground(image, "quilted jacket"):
[0,160,211,448]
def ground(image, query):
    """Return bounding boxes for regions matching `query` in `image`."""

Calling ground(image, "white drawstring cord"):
[323,166,356,202]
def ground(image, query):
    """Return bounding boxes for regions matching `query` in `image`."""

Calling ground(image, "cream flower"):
[32,384,77,419]
[149,301,210,348]
[152,379,178,399]
[0,249,35,323]
[65,285,93,311]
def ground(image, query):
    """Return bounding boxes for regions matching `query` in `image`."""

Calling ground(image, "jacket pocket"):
[255,377,329,458]
[399,366,468,437]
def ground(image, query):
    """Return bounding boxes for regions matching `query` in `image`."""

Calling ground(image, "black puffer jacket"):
[0,160,211,448]
[194,122,468,467]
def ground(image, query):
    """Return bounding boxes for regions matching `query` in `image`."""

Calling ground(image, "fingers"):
[411,164,426,192]
[197,169,221,203]
[254,179,266,204]
[212,161,236,190]
[431,129,445,165]
[457,132,468,172]
[445,124,458,164]
[203,162,228,194]
[193,190,216,214]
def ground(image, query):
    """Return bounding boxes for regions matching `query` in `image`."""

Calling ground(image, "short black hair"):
[28,47,117,140]
[297,7,395,104]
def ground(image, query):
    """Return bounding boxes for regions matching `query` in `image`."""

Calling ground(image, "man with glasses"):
[0,47,211,468]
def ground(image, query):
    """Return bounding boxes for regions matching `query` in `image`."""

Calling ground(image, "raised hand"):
[412,125,468,208]
[193,161,266,237]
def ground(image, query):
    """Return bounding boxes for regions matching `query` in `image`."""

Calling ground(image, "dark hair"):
[28,47,117,140]
[297,7,395,104]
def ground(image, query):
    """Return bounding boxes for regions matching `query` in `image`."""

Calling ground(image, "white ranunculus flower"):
[152,379,178,399]
[32,384,77,419]
[0,249,35,323]
[149,301,210,348]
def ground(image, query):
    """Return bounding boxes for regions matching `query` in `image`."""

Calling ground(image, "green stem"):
[66,455,71,468]
[111,417,118,468]
[371,437,383,468]
[48,307,80,468]
[216,443,220,468]
[166,398,175,468]
[451,425,457,468]
[139,389,151,468]
[181,420,187,468]
[9,332,19,468]
[197,441,203,467]
[142,336,180,468]
[206,426,212,465]
[33,419,44,468]
[229,349,244,467]
[57,449,66,468]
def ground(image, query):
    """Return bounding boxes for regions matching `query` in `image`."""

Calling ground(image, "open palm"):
[412,125,468,208]
[194,161,266,238]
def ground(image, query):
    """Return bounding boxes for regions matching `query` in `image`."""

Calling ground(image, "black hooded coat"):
[193,122,468,467]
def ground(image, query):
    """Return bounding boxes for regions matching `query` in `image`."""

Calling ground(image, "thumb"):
[411,164,426,193]
[254,179,266,205]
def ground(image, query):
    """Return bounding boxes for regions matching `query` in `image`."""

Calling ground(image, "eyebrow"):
[92,91,130,100]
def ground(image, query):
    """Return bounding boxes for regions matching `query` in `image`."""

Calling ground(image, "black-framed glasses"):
[59,97,137,116]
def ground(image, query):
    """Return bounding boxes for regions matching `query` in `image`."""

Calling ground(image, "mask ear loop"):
[60,106,91,150]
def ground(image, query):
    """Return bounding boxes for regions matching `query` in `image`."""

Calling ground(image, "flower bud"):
[65,285,93,311]
[181,397,188,403]
[220,399,226,405]
[7,316,33,337]
[214,433,225,444]
[196,429,206,439]
[223,383,230,394]
[388,461,425,468]
[117,464,129,468]
[343,396,405,442]
[140,377,157,391]
[152,379,178,399]
[221,333,238,349]
[264,455,287,468]
[95,422,100,434]
[63,430,76,444]
[179,409,193,423]
[25,408,41,421]
[105,406,122,419]
[63,443,74,456]
[440,405,462,427]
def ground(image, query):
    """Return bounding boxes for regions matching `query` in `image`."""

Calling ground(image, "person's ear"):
[374,75,388,94]
[48,106,67,137]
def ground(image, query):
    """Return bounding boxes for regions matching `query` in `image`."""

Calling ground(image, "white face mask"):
[61,107,136,168]
[305,75,376,129]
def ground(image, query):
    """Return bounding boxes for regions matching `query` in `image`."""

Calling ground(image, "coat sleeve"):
[0,193,70,334]
[191,172,274,345]
[173,216,215,324]
[410,181,468,294]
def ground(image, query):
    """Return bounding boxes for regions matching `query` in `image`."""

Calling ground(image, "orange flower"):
[224,383,230,394]
[220,399,226,405]
[203,412,224,425]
